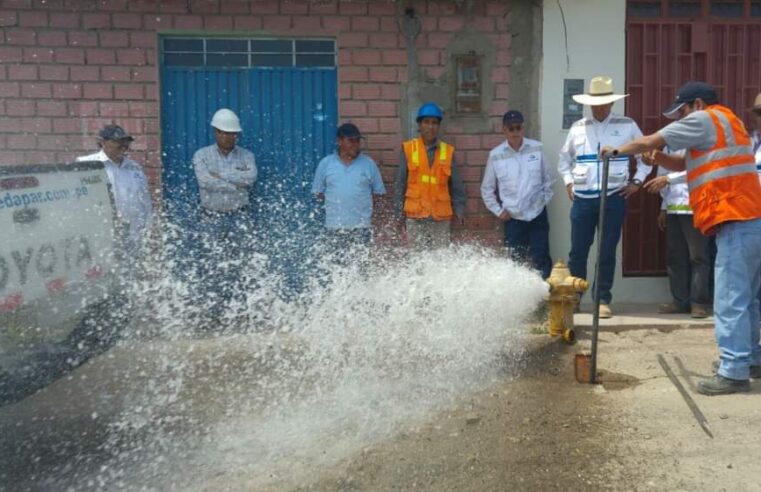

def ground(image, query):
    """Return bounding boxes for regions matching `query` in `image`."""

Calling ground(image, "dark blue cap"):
[663,82,718,119]
[336,123,362,138]
[98,124,134,141]
[502,110,524,125]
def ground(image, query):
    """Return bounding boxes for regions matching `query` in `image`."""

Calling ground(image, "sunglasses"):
[505,125,523,132]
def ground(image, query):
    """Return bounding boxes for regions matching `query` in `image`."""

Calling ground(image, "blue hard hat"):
[416,102,443,122]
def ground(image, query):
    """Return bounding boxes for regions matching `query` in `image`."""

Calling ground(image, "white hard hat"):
[210,108,242,133]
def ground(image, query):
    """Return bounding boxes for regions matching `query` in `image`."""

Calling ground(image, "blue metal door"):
[160,67,337,294]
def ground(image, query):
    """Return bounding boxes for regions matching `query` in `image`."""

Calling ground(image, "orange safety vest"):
[686,104,761,235]
[402,137,455,221]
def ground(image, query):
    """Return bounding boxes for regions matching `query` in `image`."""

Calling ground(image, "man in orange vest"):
[394,102,466,249]
[602,81,761,395]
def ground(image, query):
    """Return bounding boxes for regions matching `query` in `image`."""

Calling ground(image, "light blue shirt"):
[312,152,386,229]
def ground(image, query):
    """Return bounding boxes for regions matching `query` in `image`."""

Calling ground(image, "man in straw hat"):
[558,76,652,318]
[601,81,761,395]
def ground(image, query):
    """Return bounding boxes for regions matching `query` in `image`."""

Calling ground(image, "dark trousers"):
[504,208,553,279]
[568,193,626,305]
[666,214,712,308]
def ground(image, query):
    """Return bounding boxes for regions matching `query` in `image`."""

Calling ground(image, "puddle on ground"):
[598,370,641,391]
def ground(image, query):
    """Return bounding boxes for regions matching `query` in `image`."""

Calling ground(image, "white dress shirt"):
[77,150,153,251]
[558,113,652,198]
[481,137,554,222]
[193,144,257,212]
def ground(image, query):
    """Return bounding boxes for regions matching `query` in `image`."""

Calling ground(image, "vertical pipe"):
[590,153,611,384]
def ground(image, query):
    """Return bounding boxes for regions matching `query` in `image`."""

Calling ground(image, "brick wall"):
[0,0,512,245]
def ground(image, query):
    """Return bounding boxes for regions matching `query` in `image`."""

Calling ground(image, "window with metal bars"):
[161,37,336,68]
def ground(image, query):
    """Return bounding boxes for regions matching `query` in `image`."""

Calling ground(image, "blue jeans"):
[568,193,626,305]
[504,207,552,279]
[714,218,761,380]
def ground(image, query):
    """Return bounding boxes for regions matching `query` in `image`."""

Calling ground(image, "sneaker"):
[690,304,709,318]
[697,374,750,396]
[658,302,689,314]
[598,304,612,319]
[712,360,761,379]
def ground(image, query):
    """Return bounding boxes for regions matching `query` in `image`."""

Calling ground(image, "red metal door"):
[624,0,761,276]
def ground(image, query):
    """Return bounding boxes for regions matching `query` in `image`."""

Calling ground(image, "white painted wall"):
[540,0,670,304]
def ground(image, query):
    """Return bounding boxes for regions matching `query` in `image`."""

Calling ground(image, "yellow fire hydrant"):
[546,260,589,344]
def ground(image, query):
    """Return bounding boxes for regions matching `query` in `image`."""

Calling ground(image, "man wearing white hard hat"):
[557,76,652,318]
[192,108,258,325]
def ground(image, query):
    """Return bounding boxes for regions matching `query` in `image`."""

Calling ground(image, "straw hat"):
[572,76,629,106]
[749,92,761,112]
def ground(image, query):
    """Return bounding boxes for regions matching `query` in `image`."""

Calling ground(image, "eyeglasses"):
[506,125,523,132]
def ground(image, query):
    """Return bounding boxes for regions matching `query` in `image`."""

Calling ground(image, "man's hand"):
[641,149,661,166]
[566,183,575,201]
[498,210,511,222]
[644,175,669,194]
[657,210,667,232]
[620,183,641,198]
[599,146,618,159]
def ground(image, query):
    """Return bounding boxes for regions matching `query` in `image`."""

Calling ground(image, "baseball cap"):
[98,124,134,141]
[502,110,524,126]
[662,82,718,119]
[336,123,363,139]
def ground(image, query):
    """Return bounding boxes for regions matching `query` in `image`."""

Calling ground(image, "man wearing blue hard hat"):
[394,102,466,248]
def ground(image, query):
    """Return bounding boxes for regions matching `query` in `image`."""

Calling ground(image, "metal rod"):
[589,153,610,384]
[657,354,713,438]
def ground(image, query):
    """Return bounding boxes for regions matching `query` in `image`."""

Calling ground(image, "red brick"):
[116,48,146,65]
[21,117,51,133]
[145,83,157,100]
[131,66,156,82]
[379,17,397,32]
[68,31,98,47]
[368,32,398,48]
[85,49,116,65]
[37,135,67,150]
[71,66,100,81]
[439,16,464,32]
[322,16,349,32]
[128,0,161,12]
[145,49,157,65]
[338,82,351,99]
[352,16,378,31]
[220,1,250,13]
[21,82,51,97]
[486,1,508,16]
[69,101,98,116]
[381,50,406,66]
[83,83,113,99]
[99,31,129,47]
[143,14,172,29]
[8,65,37,80]
[174,15,202,29]
[346,117,378,133]
[233,15,262,30]
[366,134,395,150]
[280,0,308,14]
[0,47,23,63]
[102,66,130,81]
[3,0,31,7]
[368,101,396,117]
[339,2,367,15]
[397,66,408,82]
[369,3,395,15]
[129,101,157,117]
[55,47,85,64]
[38,100,67,116]
[353,84,380,100]
[339,66,368,82]
[19,11,48,27]
[418,50,439,66]
[468,16,495,32]
[378,117,401,133]
[339,32,368,48]
[99,0,129,11]
[428,33,453,49]
[7,134,36,149]
[52,118,81,133]
[6,100,35,116]
[292,16,321,32]
[309,1,336,14]
[39,65,69,80]
[159,0,188,13]
[5,29,35,45]
[82,13,111,29]
[0,152,25,165]
[190,0,219,13]
[37,31,67,46]
[419,16,436,32]
[496,50,510,65]
[341,101,367,117]
[205,16,233,30]
[49,12,79,28]
[249,0,279,14]
[453,135,480,150]
[114,83,143,99]
[352,49,381,66]
[262,16,291,30]
[113,13,142,29]
[425,66,444,80]
[369,67,396,83]
[490,67,509,83]
[130,32,156,48]
[337,50,351,65]
[100,101,130,117]
[53,83,82,98]
[0,81,20,97]
[0,11,18,27]
[24,47,54,63]
[428,2,458,15]
[380,85,400,100]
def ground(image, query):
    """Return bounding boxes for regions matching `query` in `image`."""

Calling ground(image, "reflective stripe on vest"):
[403,138,454,220]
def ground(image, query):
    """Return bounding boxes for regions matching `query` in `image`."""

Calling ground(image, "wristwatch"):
[630,178,643,187]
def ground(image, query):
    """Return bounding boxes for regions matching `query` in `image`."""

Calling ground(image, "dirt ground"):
[264,325,761,492]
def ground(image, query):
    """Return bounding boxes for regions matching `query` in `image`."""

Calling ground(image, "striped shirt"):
[193,144,257,212]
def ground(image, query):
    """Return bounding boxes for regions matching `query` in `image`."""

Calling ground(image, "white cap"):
[210,108,242,133]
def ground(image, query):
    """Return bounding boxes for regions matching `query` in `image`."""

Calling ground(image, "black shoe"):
[712,361,761,379]
[697,374,750,396]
